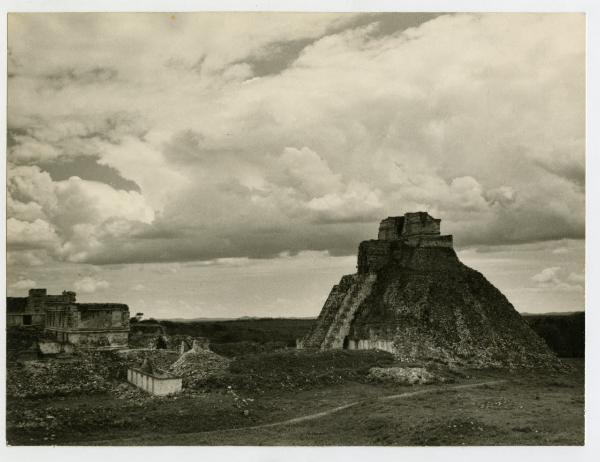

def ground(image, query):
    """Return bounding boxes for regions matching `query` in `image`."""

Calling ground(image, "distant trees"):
[130,312,144,323]
[524,312,585,357]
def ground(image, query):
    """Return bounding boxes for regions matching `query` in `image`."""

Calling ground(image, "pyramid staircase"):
[301,275,355,349]
[321,273,377,349]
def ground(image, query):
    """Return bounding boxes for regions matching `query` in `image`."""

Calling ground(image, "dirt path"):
[90,379,506,445]
[242,380,505,431]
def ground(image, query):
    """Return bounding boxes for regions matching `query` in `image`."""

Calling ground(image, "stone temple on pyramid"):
[298,212,560,368]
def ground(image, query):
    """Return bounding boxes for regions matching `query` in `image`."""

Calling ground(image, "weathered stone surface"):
[127,367,182,396]
[358,241,393,274]
[169,349,230,388]
[300,275,357,349]
[7,288,130,349]
[402,212,441,237]
[378,217,406,240]
[368,366,440,385]
[300,212,562,369]
[38,340,62,355]
[377,212,441,240]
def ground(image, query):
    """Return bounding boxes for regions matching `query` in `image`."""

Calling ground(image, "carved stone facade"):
[358,212,453,274]
[377,212,442,240]
[45,302,130,349]
[7,289,75,327]
[7,288,130,349]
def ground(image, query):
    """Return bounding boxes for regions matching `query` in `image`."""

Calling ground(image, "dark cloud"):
[7,46,20,78]
[345,12,443,38]
[535,153,585,188]
[80,220,373,265]
[130,224,190,240]
[164,54,207,74]
[6,13,585,268]
[7,127,27,147]
[7,112,148,164]
[39,157,141,192]
[42,66,118,90]
[244,38,316,78]
[237,13,442,79]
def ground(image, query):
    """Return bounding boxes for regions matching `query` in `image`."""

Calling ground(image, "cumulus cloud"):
[6,12,585,266]
[532,267,562,284]
[74,276,110,293]
[7,217,60,250]
[7,250,50,267]
[10,278,37,290]
[7,165,155,263]
[531,267,583,291]
[567,272,585,285]
[272,147,344,197]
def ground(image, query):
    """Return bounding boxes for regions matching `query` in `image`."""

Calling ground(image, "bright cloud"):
[10,279,37,290]
[6,12,585,298]
[73,276,110,294]
[531,266,583,292]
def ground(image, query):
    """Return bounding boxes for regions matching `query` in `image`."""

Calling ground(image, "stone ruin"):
[7,288,130,350]
[299,212,561,368]
[127,357,183,396]
[179,338,210,354]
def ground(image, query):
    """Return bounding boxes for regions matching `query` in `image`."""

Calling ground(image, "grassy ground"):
[6,357,583,446]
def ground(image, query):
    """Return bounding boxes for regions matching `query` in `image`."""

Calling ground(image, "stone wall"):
[7,289,76,327]
[378,217,405,240]
[38,339,75,355]
[347,338,395,354]
[357,240,393,274]
[6,313,45,327]
[45,303,130,348]
[66,331,129,348]
[402,212,441,237]
[127,368,182,396]
[77,305,129,329]
[377,212,442,241]
[402,234,453,248]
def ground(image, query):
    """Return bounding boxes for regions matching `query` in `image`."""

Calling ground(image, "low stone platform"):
[127,367,182,396]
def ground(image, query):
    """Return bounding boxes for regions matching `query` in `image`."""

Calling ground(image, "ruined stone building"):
[299,212,560,368]
[7,288,73,327]
[7,288,130,349]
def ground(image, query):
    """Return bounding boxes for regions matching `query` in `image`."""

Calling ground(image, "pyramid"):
[299,212,561,368]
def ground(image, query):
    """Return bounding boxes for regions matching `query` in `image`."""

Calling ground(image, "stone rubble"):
[7,357,109,398]
[367,366,442,385]
[169,349,231,388]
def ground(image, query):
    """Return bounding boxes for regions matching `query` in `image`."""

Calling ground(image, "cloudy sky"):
[6,12,585,318]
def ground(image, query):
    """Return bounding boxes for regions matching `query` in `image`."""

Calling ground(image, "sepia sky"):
[6,12,585,318]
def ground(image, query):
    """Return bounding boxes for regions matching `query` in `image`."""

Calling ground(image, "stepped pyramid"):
[299,212,560,368]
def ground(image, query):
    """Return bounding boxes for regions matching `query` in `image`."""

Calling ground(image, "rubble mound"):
[368,367,441,385]
[300,212,562,369]
[169,349,230,388]
[115,349,180,372]
[7,358,108,398]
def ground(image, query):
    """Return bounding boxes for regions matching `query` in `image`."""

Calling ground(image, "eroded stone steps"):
[301,276,356,349]
[321,274,377,349]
